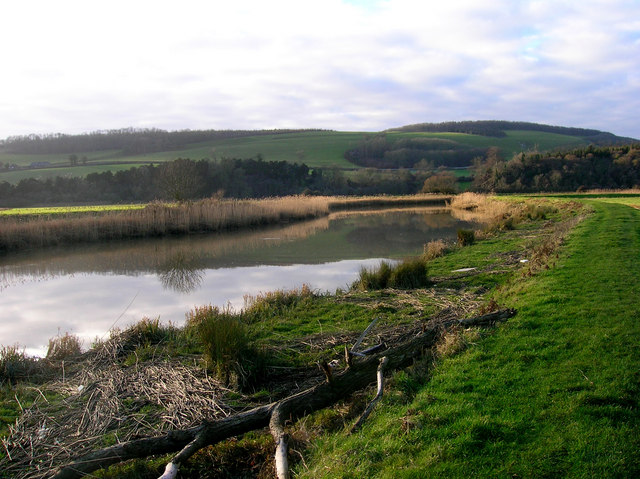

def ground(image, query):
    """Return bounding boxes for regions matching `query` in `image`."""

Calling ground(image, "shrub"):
[243,284,314,322]
[187,305,264,389]
[457,229,475,246]
[46,332,82,360]
[0,345,42,385]
[524,203,557,221]
[421,172,458,194]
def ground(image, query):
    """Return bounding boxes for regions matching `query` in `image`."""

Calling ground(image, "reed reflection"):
[157,251,205,293]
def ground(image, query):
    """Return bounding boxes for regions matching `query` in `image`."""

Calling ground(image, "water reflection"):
[0,208,478,355]
[158,252,205,293]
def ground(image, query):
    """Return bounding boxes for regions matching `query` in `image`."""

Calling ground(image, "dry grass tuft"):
[46,332,82,361]
[436,328,481,359]
[423,239,448,260]
[450,193,520,230]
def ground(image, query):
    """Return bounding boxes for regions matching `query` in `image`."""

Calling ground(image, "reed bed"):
[327,194,451,211]
[0,195,452,253]
[0,196,331,253]
[449,192,525,230]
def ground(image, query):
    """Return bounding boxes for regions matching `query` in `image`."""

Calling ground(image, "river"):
[0,207,476,355]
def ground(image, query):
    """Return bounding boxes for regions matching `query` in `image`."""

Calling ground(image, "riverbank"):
[2,194,638,478]
[0,194,450,253]
[298,196,640,478]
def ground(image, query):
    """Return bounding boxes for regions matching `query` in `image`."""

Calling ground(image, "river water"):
[0,207,476,355]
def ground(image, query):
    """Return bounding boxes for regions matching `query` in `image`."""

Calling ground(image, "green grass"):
[0,204,146,216]
[297,197,640,478]
[143,130,367,168]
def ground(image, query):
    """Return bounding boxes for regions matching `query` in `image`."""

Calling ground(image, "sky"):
[1,0,639,140]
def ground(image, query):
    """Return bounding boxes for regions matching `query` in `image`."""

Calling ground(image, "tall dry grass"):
[449,192,522,230]
[0,194,451,253]
[0,196,331,253]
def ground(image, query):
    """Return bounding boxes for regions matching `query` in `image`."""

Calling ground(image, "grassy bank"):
[0,195,449,253]
[297,196,640,478]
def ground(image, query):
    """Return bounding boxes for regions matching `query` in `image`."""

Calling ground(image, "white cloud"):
[0,0,638,138]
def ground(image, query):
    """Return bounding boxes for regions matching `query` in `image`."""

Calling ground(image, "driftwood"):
[50,308,515,479]
[350,356,389,434]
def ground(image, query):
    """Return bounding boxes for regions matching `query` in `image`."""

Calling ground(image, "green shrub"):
[457,229,476,246]
[243,284,314,322]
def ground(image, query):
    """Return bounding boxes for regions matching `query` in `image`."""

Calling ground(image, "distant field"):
[387,130,589,159]
[128,131,368,168]
[0,204,145,216]
[0,129,592,184]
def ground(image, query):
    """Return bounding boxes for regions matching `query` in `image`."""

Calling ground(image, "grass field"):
[388,130,588,159]
[0,129,592,184]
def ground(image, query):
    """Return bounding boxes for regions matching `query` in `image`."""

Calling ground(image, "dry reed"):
[0,195,453,253]
[0,196,331,253]
[449,192,520,227]
[0,330,240,479]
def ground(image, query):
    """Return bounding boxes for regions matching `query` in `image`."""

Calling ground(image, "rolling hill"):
[0,122,635,184]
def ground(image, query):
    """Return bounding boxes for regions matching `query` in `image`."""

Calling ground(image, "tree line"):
[0,128,326,156]
[472,144,640,192]
[344,134,485,169]
[0,158,431,207]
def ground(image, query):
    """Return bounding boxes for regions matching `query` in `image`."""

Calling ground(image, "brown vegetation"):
[0,195,450,253]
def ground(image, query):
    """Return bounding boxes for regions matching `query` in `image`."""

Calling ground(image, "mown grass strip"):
[298,198,640,478]
[0,204,145,216]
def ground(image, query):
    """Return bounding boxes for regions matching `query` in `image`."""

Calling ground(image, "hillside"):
[0,122,634,185]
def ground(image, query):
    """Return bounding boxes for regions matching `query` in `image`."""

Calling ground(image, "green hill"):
[0,122,634,184]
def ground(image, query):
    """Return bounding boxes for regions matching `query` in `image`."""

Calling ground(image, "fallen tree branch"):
[50,309,516,479]
[350,356,389,434]
[270,403,290,479]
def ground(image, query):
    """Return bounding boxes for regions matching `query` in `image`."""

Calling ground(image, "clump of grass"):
[435,328,481,359]
[457,229,475,246]
[423,239,448,260]
[389,257,430,289]
[243,284,315,322]
[187,305,265,389]
[352,257,430,291]
[46,332,82,360]
[353,261,394,291]
[524,203,557,220]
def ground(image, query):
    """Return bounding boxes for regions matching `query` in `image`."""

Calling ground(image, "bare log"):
[50,309,516,479]
[270,404,290,479]
[350,356,389,434]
